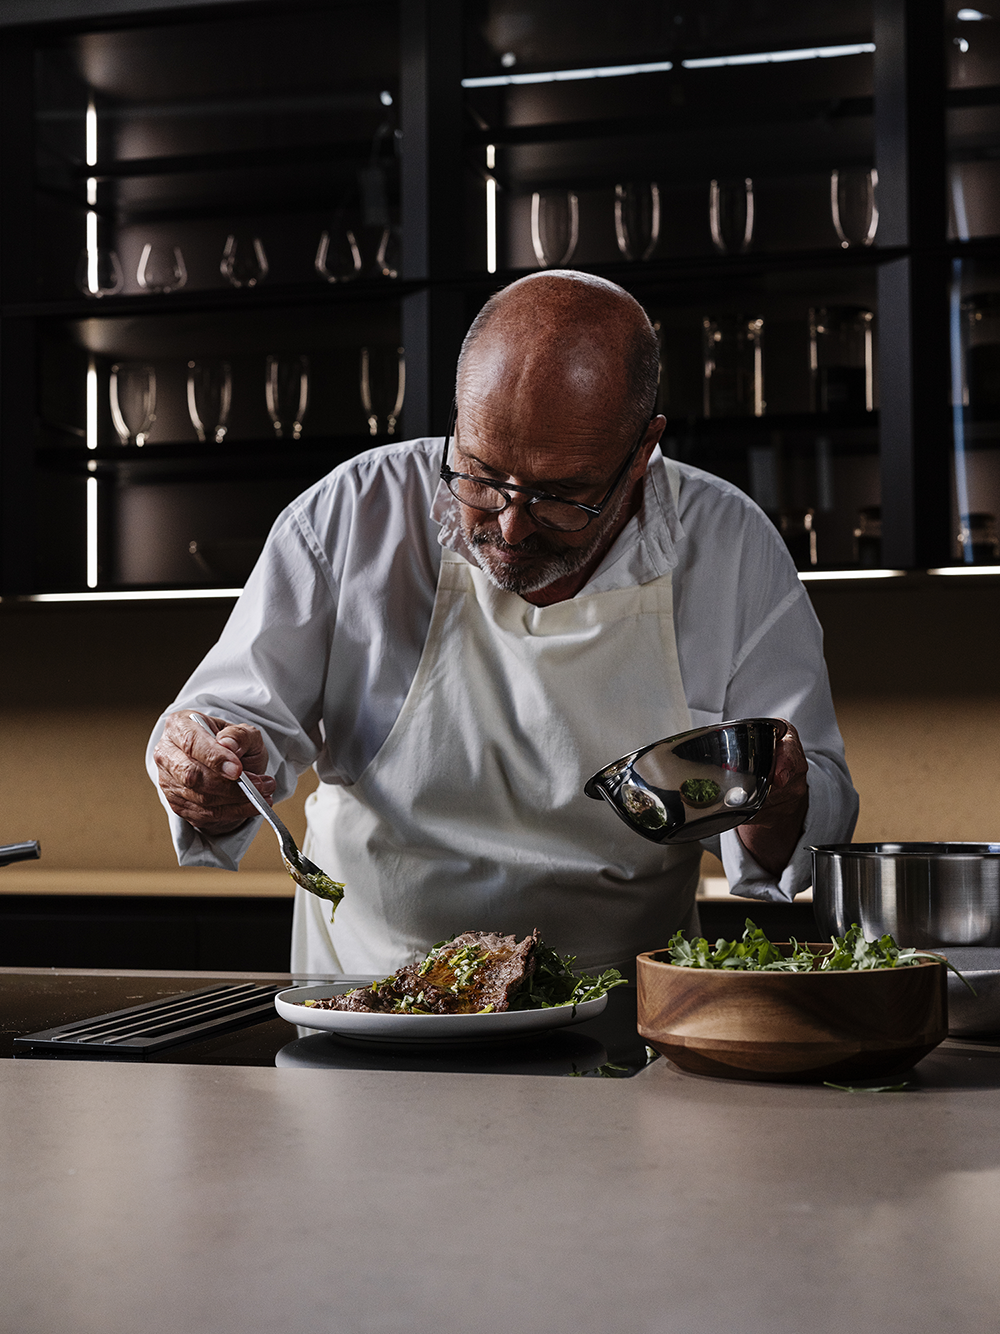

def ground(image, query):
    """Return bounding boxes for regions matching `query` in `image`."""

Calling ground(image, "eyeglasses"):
[439,402,650,533]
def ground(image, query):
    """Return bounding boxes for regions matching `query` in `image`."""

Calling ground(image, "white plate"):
[274,984,607,1043]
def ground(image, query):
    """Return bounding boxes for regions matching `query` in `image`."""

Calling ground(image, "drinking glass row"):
[531,168,878,266]
[107,348,406,446]
[78,224,400,298]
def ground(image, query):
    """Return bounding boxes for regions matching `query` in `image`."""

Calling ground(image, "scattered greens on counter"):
[661,919,974,990]
[823,1081,914,1093]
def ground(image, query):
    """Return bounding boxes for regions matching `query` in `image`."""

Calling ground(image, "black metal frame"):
[439,399,651,532]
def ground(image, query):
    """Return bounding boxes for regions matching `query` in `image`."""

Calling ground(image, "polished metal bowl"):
[936,947,1000,1036]
[812,843,1000,948]
[584,718,784,845]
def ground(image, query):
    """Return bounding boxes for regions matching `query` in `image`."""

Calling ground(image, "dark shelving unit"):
[0,0,997,596]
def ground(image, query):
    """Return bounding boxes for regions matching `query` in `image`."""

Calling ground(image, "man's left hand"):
[736,721,809,878]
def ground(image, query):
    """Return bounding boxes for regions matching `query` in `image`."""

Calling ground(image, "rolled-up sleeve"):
[145,501,339,871]
[715,586,858,902]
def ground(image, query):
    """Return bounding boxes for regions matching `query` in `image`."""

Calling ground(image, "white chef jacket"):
[146,439,858,903]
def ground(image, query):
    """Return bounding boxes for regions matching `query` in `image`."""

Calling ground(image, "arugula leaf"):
[508,943,628,1010]
[659,919,975,990]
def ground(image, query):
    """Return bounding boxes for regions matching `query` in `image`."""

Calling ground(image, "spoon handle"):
[187,711,291,844]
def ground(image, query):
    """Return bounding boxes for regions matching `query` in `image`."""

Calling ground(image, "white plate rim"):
[274,984,607,1041]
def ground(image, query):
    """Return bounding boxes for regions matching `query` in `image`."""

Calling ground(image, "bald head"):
[456,271,659,445]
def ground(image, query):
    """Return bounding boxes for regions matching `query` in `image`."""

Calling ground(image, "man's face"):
[452,394,648,597]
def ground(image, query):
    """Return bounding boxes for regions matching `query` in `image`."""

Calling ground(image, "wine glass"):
[530,191,579,268]
[75,246,124,298]
[265,354,309,440]
[221,235,269,288]
[136,242,187,293]
[186,360,233,444]
[615,182,660,262]
[360,346,405,436]
[109,363,156,446]
[830,168,878,249]
[315,225,362,283]
[709,178,754,254]
[374,225,400,279]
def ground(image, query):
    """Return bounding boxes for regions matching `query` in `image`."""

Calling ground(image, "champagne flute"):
[186,359,233,444]
[830,168,878,249]
[709,178,754,254]
[221,234,269,288]
[360,346,405,436]
[530,191,579,268]
[265,354,309,440]
[136,242,188,293]
[615,182,660,261]
[109,363,156,447]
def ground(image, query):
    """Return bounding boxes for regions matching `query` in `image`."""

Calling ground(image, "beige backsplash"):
[1,575,998,885]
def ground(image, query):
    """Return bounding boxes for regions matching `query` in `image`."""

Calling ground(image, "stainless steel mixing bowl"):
[936,947,1000,1036]
[812,843,1000,948]
[584,718,785,845]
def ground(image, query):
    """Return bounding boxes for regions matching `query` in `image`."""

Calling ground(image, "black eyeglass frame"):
[438,401,653,532]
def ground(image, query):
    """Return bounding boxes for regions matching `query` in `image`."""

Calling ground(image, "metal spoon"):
[189,712,344,917]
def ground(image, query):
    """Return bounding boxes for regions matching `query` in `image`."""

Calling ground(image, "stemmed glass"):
[615,182,660,261]
[221,235,269,288]
[186,360,233,444]
[360,346,405,436]
[830,168,879,249]
[315,224,363,283]
[136,242,187,293]
[109,363,156,446]
[374,226,400,279]
[76,246,123,298]
[265,354,309,440]
[709,178,754,254]
[530,191,579,268]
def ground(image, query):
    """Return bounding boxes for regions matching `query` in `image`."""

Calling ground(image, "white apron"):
[291,516,700,976]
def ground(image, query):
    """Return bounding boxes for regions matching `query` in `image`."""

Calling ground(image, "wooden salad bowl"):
[636,946,948,1083]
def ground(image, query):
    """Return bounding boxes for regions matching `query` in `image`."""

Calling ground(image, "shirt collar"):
[429,444,683,593]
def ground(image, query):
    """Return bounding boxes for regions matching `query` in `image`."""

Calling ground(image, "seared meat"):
[311,929,540,1014]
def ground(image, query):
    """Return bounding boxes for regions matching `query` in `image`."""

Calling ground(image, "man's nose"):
[497,496,541,545]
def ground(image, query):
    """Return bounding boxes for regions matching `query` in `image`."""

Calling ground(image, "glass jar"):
[809,306,874,414]
[961,293,1000,417]
[778,508,817,570]
[854,505,882,567]
[702,315,764,418]
[959,512,1000,563]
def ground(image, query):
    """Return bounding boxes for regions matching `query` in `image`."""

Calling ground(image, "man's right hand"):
[153,711,276,835]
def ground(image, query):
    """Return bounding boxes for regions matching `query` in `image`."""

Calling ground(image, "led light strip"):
[461,43,873,89]
[798,569,906,582]
[682,42,874,69]
[927,565,1000,576]
[462,59,673,88]
[26,589,243,603]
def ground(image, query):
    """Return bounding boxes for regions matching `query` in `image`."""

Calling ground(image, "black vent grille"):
[14,982,283,1058]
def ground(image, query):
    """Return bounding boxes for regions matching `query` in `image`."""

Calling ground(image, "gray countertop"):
[4,1031,1000,1333]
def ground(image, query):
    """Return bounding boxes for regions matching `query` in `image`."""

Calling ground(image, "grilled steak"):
[311,929,540,1014]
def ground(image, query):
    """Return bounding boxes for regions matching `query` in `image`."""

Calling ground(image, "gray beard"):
[467,488,631,596]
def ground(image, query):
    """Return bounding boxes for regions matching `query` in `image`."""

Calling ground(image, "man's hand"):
[153,711,276,835]
[736,721,809,878]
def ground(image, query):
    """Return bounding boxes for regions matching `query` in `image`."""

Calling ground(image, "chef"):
[149,271,858,976]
